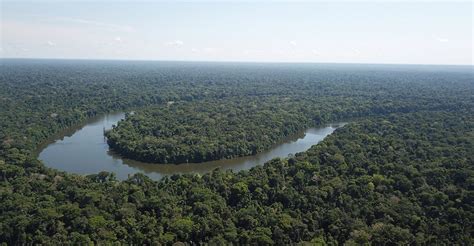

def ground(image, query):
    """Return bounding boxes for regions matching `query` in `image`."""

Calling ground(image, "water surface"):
[38,112,343,180]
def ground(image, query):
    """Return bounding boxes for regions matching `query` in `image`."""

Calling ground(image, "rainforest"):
[0,59,473,244]
[105,99,312,164]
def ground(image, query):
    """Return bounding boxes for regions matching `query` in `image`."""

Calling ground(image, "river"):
[38,112,344,180]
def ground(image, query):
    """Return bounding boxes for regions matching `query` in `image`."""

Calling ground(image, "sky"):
[1,1,472,65]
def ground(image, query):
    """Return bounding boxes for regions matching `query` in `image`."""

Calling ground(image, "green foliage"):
[106,99,310,163]
[0,60,473,244]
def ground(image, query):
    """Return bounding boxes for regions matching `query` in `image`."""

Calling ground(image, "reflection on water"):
[38,112,345,180]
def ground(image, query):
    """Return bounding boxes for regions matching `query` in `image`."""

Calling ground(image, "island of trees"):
[0,60,472,244]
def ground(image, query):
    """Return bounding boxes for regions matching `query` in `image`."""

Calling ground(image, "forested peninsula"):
[0,60,473,244]
[105,99,311,163]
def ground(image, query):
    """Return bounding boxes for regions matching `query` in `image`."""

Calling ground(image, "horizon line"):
[1,57,473,67]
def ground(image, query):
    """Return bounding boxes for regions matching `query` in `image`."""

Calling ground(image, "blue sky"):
[1,1,472,65]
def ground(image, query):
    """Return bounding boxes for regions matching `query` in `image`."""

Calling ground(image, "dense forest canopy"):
[105,98,311,163]
[0,59,473,244]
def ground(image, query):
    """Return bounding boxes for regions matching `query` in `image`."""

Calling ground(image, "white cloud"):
[311,49,320,56]
[47,41,56,46]
[203,47,216,53]
[53,17,133,32]
[353,48,361,55]
[244,49,263,55]
[191,48,199,53]
[289,40,297,47]
[165,40,184,47]
[114,37,122,42]
[434,36,449,43]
